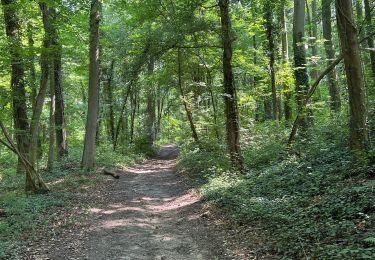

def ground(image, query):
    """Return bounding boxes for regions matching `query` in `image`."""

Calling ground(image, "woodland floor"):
[20,145,269,260]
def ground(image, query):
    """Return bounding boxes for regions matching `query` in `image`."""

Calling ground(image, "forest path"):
[39,144,252,260]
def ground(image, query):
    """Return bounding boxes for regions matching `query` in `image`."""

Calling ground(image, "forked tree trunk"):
[322,0,341,112]
[29,2,52,168]
[218,0,244,170]
[82,0,101,169]
[335,0,370,154]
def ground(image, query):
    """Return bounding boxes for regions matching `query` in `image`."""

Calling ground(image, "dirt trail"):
[26,145,255,259]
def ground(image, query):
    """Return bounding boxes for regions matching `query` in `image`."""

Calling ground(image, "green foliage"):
[179,117,375,258]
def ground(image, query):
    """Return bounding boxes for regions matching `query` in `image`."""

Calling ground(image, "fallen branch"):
[102,169,120,179]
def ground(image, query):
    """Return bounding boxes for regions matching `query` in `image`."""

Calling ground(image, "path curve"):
[26,145,255,259]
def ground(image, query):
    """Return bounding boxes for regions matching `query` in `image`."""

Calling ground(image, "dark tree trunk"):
[82,0,101,169]
[50,8,68,158]
[364,0,375,78]
[293,0,310,129]
[322,0,341,112]
[27,23,37,110]
[265,3,279,121]
[335,0,370,154]
[219,0,244,170]
[146,56,156,146]
[47,70,55,171]
[2,0,30,175]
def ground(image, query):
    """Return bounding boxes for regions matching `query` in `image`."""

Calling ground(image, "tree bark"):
[293,0,310,129]
[50,7,68,158]
[335,0,370,154]
[218,0,244,170]
[322,0,341,112]
[104,60,115,145]
[82,0,101,169]
[29,2,52,168]
[265,3,279,121]
[364,0,375,77]
[47,70,55,171]
[1,0,30,178]
[146,56,156,146]
[27,23,37,110]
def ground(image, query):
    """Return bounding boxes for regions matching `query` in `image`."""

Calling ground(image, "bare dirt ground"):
[23,145,264,260]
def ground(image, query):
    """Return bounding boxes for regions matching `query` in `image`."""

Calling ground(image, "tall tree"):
[50,7,68,158]
[265,2,279,121]
[335,0,370,154]
[293,0,310,129]
[218,0,244,170]
[82,0,101,169]
[177,48,199,143]
[1,0,30,173]
[364,0,375,78]
[322,0,341,112]
[146,56,156,146]
[281,1,292,121]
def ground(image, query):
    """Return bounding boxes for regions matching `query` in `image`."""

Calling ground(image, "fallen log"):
[102,169,120,179]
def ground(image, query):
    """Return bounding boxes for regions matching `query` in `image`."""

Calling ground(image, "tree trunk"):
[104,60,115,145]
[146,56,156,146]
[265,3,279,121]
[47,70,55,171]
[218,0,244,170]
[335,0,370,154]
[50,8,68,158]
[322,0,341,112]
[364,0,375,78]
[293,0,310,129]
[2,0,30,178]
[82,0,101,169]
[281,3,293,121]
[27,23,37,110]
[177,48,199,143]
[29,2,52,168]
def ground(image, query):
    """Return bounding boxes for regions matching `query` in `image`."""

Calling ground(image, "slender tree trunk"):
[27,23,37,110]
[265,3,279,121]
[322,0,341,112]
[364,0,375,77]
[82,0,101,169]
[130,89,137,144]
[281,3,293,121]
[177,48,199,142]
[47,70,55,171]
[219,0,244,170]
[2,0,30,176]
[253,35,262,122]
[104,60,115,145]
[50,8,68,158]
[146,56,156,146]
[293,0,310,129]
[335,0,370,154]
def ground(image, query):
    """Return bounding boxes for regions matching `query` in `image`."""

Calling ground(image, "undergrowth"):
[178,118,375,259]
[0,144,144,259]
